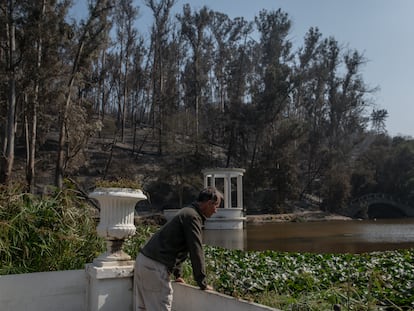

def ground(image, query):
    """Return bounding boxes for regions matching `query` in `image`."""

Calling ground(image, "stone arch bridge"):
[342,193,414,219]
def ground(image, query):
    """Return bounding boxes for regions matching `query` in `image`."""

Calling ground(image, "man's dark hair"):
[197,186,221,203]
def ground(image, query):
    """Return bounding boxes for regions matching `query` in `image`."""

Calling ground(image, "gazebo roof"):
[202,168,245,178]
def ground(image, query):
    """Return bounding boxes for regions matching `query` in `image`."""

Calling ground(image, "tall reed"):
[0,183,104,275]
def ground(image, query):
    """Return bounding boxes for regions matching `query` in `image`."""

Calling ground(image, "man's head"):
[197,186,223,218]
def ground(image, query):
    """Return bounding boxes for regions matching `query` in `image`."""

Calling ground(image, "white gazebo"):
[163,168,247,230]
[202,168,246,230]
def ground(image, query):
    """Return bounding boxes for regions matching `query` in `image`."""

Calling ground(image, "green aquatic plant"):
[201,246,414,310]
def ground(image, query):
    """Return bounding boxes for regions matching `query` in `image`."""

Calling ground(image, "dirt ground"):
[136,210,353,226]
[246,211,352,223]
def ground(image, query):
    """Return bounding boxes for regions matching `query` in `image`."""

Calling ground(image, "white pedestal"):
[86,263,134,311]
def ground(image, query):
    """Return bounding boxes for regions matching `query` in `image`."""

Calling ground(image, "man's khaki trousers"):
[134,253,173,311]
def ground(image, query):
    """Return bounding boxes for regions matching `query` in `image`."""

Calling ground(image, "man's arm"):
[183,214,209,289]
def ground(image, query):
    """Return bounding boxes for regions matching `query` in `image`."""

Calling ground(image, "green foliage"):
[321,164,352,212]
[0,184,105,274]
[123,225,158,258]
[203,246,414,310]
[355,135,414,202]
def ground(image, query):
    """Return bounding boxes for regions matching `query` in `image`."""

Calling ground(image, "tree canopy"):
[1,0,412,212]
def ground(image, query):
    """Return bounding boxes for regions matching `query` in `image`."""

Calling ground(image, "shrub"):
[0,184,104,274]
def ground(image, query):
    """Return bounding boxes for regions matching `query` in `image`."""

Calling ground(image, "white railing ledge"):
[172,282,281,311]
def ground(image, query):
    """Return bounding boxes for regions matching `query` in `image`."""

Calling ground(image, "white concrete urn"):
[89,187,147,267]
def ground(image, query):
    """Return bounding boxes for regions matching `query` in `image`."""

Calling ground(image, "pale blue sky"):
[73,0,414,137]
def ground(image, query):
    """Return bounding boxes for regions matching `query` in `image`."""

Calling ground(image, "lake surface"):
[203,218,414,253]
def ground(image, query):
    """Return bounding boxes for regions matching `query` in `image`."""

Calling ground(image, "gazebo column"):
[204,174,216,188]
[228,174,233,208]
[237,174,243,209]
[224,173,233,209]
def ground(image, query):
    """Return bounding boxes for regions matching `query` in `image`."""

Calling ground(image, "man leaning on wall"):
[134,186,223,311]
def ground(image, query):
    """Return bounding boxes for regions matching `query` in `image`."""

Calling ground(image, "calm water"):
[203,218,414,253]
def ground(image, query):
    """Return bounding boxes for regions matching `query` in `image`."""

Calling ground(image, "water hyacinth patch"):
[202,246,414,309]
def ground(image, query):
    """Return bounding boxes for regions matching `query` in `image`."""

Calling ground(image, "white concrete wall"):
[0,270,86,311]
[172,283,281,311]
[0,270,281,311]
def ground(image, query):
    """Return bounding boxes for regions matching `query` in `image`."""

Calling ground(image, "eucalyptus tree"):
[129,38,148,153]
[323,45,372,210]
[145,0,177,155]
[208,11,253,166]
[113,0,139,143]
[19,0,77,192]
[0,0,18,185]
[55,0,113,189]
[177,4,212,154]
[0,0,70,188]
[370,108,388,134]
[328,48,370,149]
[20,0,45,191]
[293,28,374,210]
[94,40,112,121]
[246,9,298,204]
[293,27,329,198]
[208,12,251,111]
[159,31,183,142]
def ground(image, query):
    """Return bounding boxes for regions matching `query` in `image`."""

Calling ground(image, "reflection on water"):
[203,218,414,253]
[203,229,247,250]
